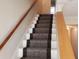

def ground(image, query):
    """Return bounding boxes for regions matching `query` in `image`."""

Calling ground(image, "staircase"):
[21,14,53,59]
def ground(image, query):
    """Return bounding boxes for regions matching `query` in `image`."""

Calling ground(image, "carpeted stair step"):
[27,40,48,48]
[31,38,49,40]
[21,57,46,59]
[39,14,52,19]
[37,20,51,24]
[39,17,51,20]
[40,14,53,17]
[23,48,47,58]
[33,28,50,33]
[38,19,51,21]
[36,23,50,28]
[30,33,49,39]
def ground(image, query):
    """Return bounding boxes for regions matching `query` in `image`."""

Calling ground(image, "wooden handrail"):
[55,12,75,59]
[0,0,37,50]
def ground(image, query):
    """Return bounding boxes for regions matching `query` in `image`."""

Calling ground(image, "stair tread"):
[33,28,50,33]
[34,28,50,30]
[37,20,50,24]
[21,57,46,59]
[37,21,51,24]
[39,15,52,19]
[40,14,53,16]
[39,17,51,20]
[30,38,49,40]
[24,47,48,50]
[36,24,50,28]
[30,33,49,39]
[36,23,50,25]
[38,19,51,21]
[28,39,48,43]
[31,33,49,35]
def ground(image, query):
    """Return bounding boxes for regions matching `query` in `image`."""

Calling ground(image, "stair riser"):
[37,20,51,23]
[30,34,49,39]
[39,16,51,19]
[27,50,47,57]
[37,22,50,24]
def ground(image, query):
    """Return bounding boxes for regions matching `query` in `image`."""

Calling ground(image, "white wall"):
[63,0,78,25]
[64,17,78,25]
[0,0,34,44]
[0,0,39,59]
[56,0,78,25]
[56,0,68,12]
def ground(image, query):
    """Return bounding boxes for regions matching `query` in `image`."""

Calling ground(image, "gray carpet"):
[21,14,53,59]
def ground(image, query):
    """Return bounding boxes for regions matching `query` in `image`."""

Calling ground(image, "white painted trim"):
[50,7,55,14]
[51,40,58,49]
[22,40,27,48]
[11,14,39,59]
[17,14,39,58]
[51,15,60,59]
[52,28,57,34]
[51,49,59,59]
[51,34,57,40]
[25,33,30,40]
[17,48,23,58]
[54,17,60,59]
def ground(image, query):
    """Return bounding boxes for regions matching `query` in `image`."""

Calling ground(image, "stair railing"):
[55,12,75,59]
[0,0,38,50]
